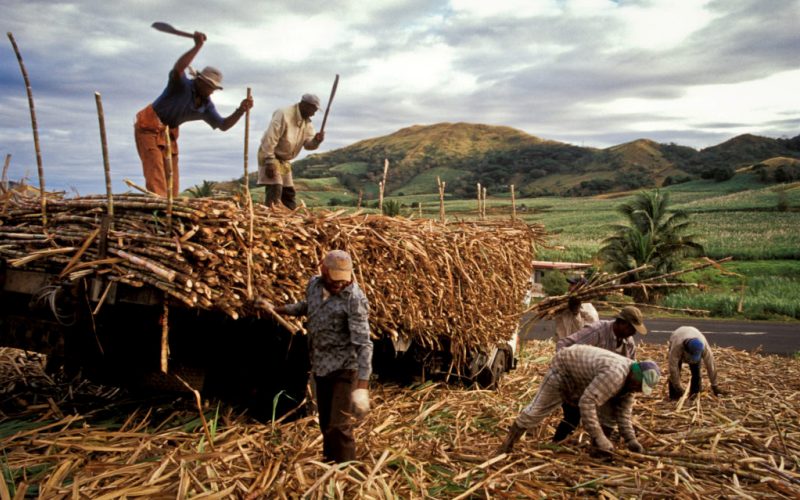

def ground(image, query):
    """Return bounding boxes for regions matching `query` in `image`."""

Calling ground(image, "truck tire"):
[476,349,508,389]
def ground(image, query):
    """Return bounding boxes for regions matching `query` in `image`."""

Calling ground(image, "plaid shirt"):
[549,345,637,444]
[283,276,373,380]
[556,319,636,359]
[668,326,717,389]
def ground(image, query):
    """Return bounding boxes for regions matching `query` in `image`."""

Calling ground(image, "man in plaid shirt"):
[497,344,660,455]
[552,306,647,442]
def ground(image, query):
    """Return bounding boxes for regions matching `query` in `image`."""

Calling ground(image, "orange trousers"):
[134,105,180,197]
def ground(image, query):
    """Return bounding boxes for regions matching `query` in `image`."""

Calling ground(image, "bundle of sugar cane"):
[0,194,547,365]
[2,340,799,498]
[524,257,734,323]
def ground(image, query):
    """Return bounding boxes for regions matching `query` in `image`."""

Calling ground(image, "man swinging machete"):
[135,25,253,197]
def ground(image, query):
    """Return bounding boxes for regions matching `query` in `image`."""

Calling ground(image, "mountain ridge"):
[237,123,800,199]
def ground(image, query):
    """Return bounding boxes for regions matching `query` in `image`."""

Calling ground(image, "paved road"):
[520,315,800,356]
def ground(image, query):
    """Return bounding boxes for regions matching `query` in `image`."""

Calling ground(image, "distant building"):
[524,260,593,304]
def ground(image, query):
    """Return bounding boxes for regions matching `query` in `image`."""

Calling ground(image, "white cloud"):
[586,69,800,134]
[612,0,719,51]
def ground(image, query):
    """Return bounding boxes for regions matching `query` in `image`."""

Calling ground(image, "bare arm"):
[172,31,207,82]
[219,96,254,131]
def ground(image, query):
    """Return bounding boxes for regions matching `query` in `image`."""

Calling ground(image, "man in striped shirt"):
[497,345,660,455]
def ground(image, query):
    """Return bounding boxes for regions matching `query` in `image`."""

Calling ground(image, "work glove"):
[352,388,370,418]
[712,385,727,396]
[626,439,644,453]
[496,422,525,455]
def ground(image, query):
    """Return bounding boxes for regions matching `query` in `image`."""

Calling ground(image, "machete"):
[151,22,194,39]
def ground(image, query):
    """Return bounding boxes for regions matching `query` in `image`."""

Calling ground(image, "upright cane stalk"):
[243,88,254,299]
[2,154,10,191]
[164,126,174,233]
[94,92,114,224]
[7,32,46,226]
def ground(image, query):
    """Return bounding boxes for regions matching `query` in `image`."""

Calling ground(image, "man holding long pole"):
[257,76,337,209]
[135,27,253,197]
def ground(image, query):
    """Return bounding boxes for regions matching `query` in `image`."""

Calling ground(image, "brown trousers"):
[315,369,356,463]
[134,105,180,197]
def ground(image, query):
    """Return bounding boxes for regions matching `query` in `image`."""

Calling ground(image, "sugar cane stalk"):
[2,154,10,190]
[94,92,114,223]
[243,87,254,299]
[164,126,174,233]
[7,32,46,226]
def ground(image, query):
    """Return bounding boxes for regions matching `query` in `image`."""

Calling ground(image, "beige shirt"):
[258,103,320,170]
[668,326,717,390]
[555,302,599,339]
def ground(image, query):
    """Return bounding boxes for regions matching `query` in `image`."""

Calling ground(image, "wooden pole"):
[482,187,487,219]
[319,74,339,135]
[418,201,423,218]
[510,184,516,220]
[379,158,389,212]
[243,87,254,299]
[7,32,46,226]
[357,190,363,209]
[2,154,10,190]
[476,182,481,219]
[437,176,446,223]
[160,301,169,373]
[164,126,174,233]
[94,92,114,223]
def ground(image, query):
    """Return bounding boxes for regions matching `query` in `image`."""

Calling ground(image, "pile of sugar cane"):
[1,341,798,498]
[0,194,545,362]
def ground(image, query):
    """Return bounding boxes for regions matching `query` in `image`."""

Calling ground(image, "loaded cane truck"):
[0,193,536,417]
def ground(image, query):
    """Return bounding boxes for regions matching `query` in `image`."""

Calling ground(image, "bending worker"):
[257,94,325,209]
[552,305,647,442]
[497,345,660,455]
[135,31,253,196]
[667,326,726,400]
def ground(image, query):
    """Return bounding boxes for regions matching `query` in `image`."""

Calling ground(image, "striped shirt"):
[556,319,636,359]
[551,345,637,443]
[668,326,717,389]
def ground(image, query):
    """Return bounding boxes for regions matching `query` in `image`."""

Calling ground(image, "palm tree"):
[186,180,217,198]
[599,189,704,296]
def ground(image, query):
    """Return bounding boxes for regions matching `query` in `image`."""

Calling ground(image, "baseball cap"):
[685,338,705,363]
[301,93,321,109]
[322,250,353,281]
[616,306,647,334]
[633,360,661,395]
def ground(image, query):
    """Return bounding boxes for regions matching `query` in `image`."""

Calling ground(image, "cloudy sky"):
[2,0,799,194]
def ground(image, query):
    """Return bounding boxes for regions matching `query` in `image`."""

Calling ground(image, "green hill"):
[223,123,800,202]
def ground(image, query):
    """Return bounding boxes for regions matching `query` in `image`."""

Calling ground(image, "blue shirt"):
[283,276,373,380]
[151,70,224,129]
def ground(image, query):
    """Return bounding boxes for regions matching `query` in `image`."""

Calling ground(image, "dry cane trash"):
[1,340,799,498]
